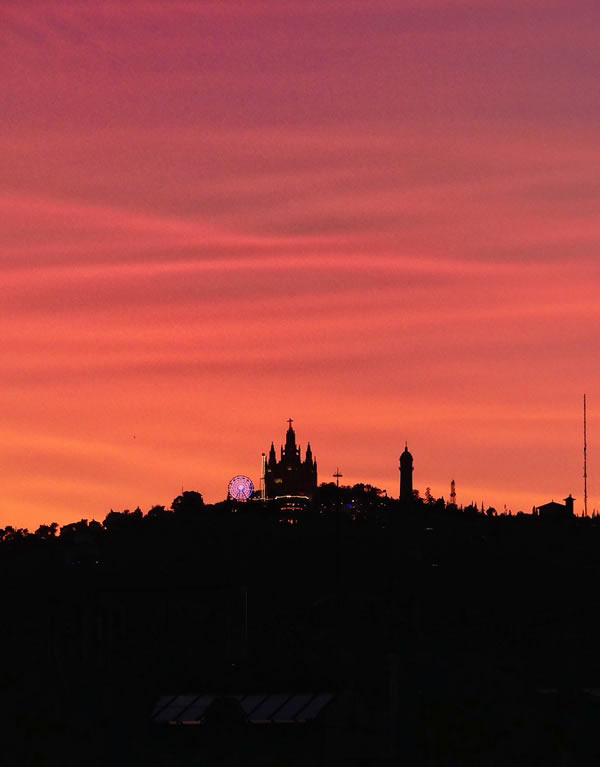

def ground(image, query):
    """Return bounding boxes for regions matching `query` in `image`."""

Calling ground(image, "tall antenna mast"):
[584,394,588,518]
[450,479,456,508]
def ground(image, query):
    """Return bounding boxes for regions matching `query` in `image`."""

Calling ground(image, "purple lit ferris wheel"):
[228,475,254,501]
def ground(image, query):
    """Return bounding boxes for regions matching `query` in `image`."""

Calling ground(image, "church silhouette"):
[265,420,318,499]
[264,421,417,504]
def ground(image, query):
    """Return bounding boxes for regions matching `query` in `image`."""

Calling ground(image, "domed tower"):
[399,444,414,503]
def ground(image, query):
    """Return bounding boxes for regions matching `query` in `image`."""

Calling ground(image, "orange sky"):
[2,1,600,528]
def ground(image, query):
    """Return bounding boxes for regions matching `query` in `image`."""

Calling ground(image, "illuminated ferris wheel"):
[228,475,254,501]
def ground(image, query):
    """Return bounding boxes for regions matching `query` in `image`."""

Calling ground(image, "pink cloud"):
[1,1,599,526]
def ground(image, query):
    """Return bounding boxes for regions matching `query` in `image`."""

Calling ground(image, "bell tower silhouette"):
[399,444,414,503]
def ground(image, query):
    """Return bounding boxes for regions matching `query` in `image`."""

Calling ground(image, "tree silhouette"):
[146,504,171,520]
[171,490,205,515]
[34,522,58,539]
[102,508,143,534]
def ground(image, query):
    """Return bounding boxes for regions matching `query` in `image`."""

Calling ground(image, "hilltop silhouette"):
[2,473,600,765]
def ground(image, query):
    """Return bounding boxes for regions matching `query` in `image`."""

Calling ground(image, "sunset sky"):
[2,0,600,528]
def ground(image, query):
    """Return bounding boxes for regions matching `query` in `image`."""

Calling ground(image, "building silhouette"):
[264,420,318,499]
[399,444,414,503]
[536,494,575,518]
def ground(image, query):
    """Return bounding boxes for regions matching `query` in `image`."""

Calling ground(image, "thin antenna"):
[584,394,588,517]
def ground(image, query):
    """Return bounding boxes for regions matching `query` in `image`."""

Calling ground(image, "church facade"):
[265,420,318,499]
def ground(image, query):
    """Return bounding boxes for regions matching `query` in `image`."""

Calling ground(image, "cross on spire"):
[287,417,294,429]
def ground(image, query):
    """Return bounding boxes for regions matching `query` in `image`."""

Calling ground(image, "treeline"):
[2,483,599,579]
[0,482,534,547]
[3,483,600,765]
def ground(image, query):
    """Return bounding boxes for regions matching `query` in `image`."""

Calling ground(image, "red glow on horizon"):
[2,1,600,528]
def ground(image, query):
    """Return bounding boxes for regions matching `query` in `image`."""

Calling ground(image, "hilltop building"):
[399,444,414,503]
[265,420,318,499]
[536,495,575,518]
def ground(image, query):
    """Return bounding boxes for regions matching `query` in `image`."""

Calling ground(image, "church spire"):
[305,442,313,465]
[285,418,297,454]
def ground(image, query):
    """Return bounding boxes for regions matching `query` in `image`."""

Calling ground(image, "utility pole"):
[334,467,343,490]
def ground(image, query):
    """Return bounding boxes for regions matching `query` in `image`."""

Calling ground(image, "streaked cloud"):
[1,1,599,526]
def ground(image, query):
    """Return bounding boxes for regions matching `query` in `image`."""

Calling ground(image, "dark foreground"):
[3,495,600,765]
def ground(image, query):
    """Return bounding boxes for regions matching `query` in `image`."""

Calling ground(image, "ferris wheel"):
[228,475,254,501]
